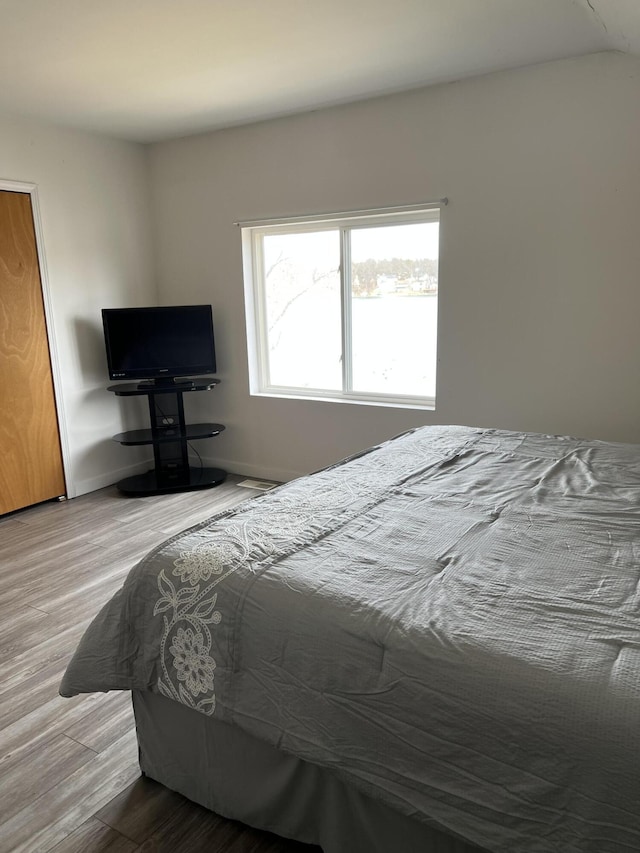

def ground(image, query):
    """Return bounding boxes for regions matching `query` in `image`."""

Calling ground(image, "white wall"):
[0,114,155,496]
[149,50,640,482]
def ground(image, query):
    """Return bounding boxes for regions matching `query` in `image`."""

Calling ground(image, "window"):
[242,204,441,408]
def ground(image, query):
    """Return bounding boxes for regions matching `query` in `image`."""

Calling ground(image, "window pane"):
[263,230,341,391]
[350,222,438,398]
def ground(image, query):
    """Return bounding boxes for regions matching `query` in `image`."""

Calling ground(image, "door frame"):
[0,178,71,497]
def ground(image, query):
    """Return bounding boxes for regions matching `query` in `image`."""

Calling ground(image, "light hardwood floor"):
[0,477,319,853]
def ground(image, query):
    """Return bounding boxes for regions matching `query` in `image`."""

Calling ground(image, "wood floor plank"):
[0,513,101,557]
[135,797,226,852]
[96,776,186,845]
[47,817,138,853]
[64,690,134,753]
[3,594,112,658]
[0,693,122,772]
[24,571,129,624]
[1,621,91,696]
[0,733,96,825]
[2,538,139,596]
[106,477,247,528]
[0,515,29,534]
[135,796,318,852]
[0,728,140,853]
[0,607,50,649]
[151,490,258,537]
[0,660,71,730]
[0,540,107,598]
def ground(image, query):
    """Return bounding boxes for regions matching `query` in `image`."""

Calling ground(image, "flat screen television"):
[102,305,217,385]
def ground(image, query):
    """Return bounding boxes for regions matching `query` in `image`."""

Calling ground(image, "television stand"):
[107,378,226,496]
[136,378,195,390]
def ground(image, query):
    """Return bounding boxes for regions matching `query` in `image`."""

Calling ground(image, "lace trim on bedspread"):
[152,427,480,715]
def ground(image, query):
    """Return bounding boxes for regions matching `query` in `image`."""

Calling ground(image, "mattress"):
[60,425,640,853]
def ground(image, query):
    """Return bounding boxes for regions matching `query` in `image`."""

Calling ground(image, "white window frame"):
[241,202,444,410]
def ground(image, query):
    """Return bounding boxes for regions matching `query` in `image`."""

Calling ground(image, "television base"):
[108,380,225,499]
[116,466,227,497]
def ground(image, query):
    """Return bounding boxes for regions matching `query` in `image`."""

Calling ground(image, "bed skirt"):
[132,690,488,853]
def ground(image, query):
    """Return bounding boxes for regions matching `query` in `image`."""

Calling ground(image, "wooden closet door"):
[0,190,65,515]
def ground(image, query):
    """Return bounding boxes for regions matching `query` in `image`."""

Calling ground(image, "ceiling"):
[1,0,638,143]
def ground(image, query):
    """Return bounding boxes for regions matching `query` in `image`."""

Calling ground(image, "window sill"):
[250,389,436,412]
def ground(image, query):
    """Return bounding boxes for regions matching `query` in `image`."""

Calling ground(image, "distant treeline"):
[352,257,438,295]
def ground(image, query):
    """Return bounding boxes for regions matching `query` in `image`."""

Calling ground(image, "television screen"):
[102,305,217,383]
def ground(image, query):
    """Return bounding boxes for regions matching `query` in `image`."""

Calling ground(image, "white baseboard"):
[72,460,150,497]
[205,456,303,484]
[70,456,305,499]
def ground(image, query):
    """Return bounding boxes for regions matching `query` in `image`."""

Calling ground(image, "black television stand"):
[108,378,226,496]
[136,377,195,390]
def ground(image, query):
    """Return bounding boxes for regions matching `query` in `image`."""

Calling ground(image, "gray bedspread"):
[60,425,640,853]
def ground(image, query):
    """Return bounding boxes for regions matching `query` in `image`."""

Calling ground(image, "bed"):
[60,425,640,853]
